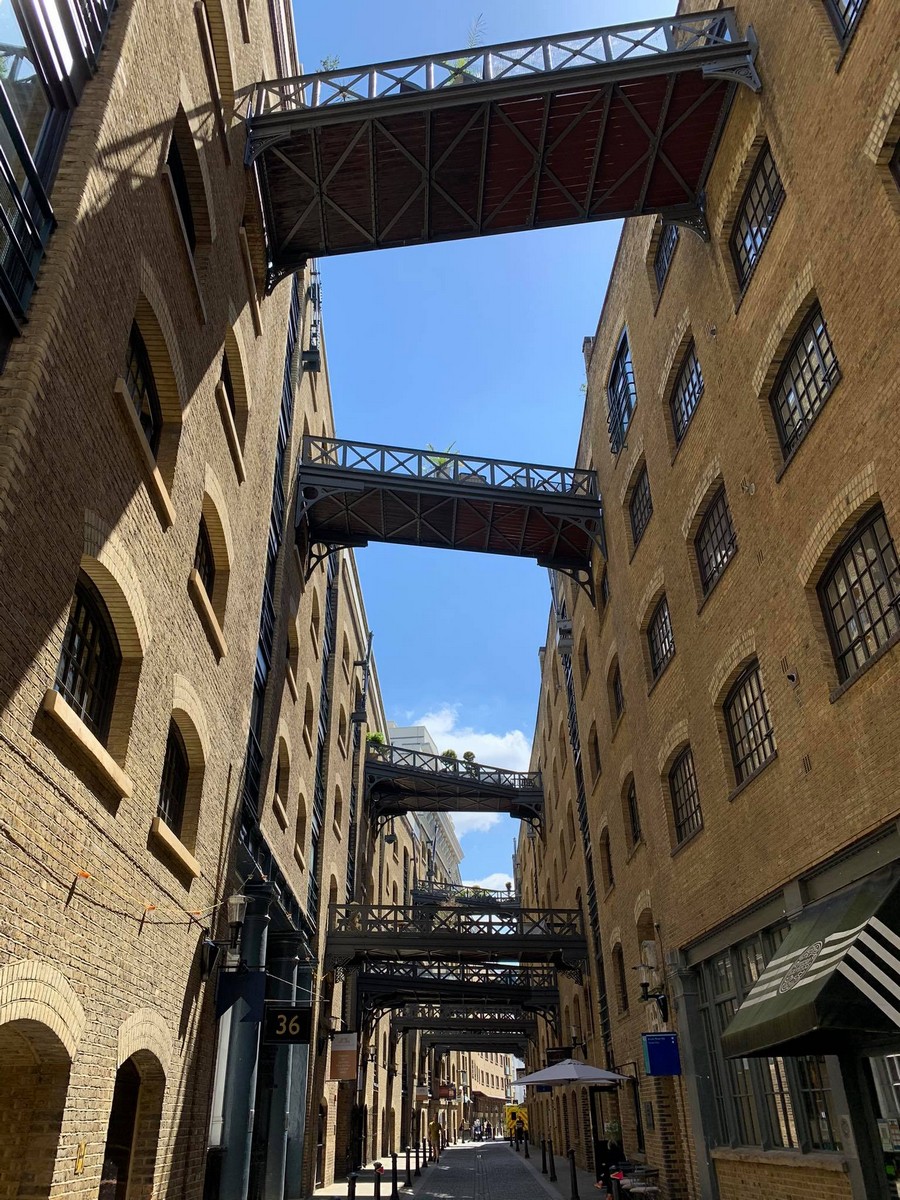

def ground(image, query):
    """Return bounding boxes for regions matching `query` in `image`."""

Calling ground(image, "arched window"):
[158,721,189,836]
[295,790,308,852]
[669,747,702,844]
[55,573,121,743]
[612,944,628,1013]
[220,351,237,421]
[588,722,601,782]
[629,465,653,548]
[124,321,163,458]
[624,777,641,847]
[818,506,900,682]
[166,124,196,254]
[607,330,636,454]
[578,633,589,685]
[194,515,215,595]
[303,685,315,744]
[725,661,775,784]
[770,305,839,458]
[695,487,736,596]
[600,828,614,893]
[333,785,344,828]
[342,633,351,679]
[823,0,866,46]
[653,221,679,292]
[669,342,704,445]
[647,596,675,679]
[338,707,348,754]
[310,591,321,648]
[729,142,785,291]
[609,660,624,723]
[274,739,289,802]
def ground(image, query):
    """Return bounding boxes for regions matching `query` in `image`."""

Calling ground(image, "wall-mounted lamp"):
[200,891,250,979]
[316,1012,337,1057]
[639,981,669,1024]
[383,818,397,846]
[571,1028,587,1057]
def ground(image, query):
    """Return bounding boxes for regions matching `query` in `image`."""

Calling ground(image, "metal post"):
[524,1134,530,1159]
[541,1139,548,1174]
[548,1138,557,1182]
[515,1134,520,1153]
[414,1143,420,1177]
[348,1173,358,1200]
[374,1169,381,1200]
[422,1136,428,1165]
[568,1149,580,1200]
[405,1147,412,1187]
[391,1153,399,1200]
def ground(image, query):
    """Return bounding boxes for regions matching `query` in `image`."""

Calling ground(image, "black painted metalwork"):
[647,596,675,680]
[669,746,703,843]
[365,743,543,829]
[669,342,704,445]
[771,305,839,458]
[410,879,516,905]
[55,572,120,743]
[629,465,653,547]
[653,222,679,291]
[695,486,736,595]
[725,661,776,784]
[354,959,560,1020]
[729,141,784,291]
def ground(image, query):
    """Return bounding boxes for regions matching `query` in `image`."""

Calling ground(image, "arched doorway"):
[98,1050,165,1199]
[0,1018,71,1198]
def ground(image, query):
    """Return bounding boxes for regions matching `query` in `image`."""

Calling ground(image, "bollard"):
[423,1137,429,1166]
[548,1138,558,1182]
[348,1173,358,1200]
[374,1167,382,1200]
[515,1134,520,1153]
[405,1147,412,1187]
[524,1135,530,1160]
[567,1149,580,1200]
[541,1139,548,1175]
[414,1143,421,1178]
[391,1153,400,1200]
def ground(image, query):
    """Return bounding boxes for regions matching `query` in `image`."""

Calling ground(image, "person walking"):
[485,1121,493,1141]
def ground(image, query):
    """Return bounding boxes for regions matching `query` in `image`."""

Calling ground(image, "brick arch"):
[797,463,879,588]
[224,313,252,445]
[117,1008,173,1077]
[137,256,187,415]
[708,631,758,704]
[202,464,234,569]
[617,435,645,508]
[617,758,634,791]
[0,959,86,1060]
[657,309,693,402]
[602,639,619,683]
[635,566,666,633]
[82,511,151,655]
[711,107,764,240]
[751,263,816,398]
[633,889,652,927]
[173,79,216,244]
[172,673,211,762]
[680,458,722,542]
[657,719,690,777]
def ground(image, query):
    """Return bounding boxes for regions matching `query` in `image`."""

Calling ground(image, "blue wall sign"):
[642,1032,682,1076]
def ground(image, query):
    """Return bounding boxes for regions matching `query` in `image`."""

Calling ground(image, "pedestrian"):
[514,1115,525,1146]
[459,1118,470,1143]
[485,1121,493,1141]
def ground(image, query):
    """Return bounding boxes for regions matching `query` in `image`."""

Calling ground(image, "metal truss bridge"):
[353,959,560,1022]
[391,1004,539,1039]
[296,437,603,597]
[246,10,760,287]
[364,743,544,828]
[420,1030,530,1055]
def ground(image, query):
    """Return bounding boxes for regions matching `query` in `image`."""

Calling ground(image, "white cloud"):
[462,872,513,891]
[450,812,502,837]
[412,705,531,772]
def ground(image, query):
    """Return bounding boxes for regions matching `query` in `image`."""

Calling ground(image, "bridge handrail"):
[365,740,542,791]
[302,436,598,500]
[251,10,742,116]
[329,901,584,938]
[359,959,557,986]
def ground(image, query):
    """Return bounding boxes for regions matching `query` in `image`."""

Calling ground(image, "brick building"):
[519,2,900,1199]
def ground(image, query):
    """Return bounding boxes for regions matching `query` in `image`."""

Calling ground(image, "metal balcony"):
[246,10,760,288]
[326,901,587,970]
[365,743,544,829]
[353,959,559,1020]
[296,437,604,597]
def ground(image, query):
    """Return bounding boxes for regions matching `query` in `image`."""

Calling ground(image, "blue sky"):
[291,0,669,883]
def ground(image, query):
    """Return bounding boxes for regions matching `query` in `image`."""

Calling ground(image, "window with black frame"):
[607,331,637,454]
[823,0,867,46]
[669,746,702,844]
[653,222,679,292]
[730,143,785,291]
[220,351,237,419]
[647,596,675,680]
[166,129,197,254]
[611,662,624,722]
[124,321,163,456]
[55,572,121,742]
[194,516,216,596]
[697,927,842,1151]
[629,465,653,548]
[818,506,900,683]
[158,722,189,836]
[624,778,641,846]
[771,306,839,458]
[670,343,704,446]
[696,487,737,596]
[725,661,776,784]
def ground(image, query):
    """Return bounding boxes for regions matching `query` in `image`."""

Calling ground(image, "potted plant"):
[425,443,456,480]
[445,14,485,88]
[366,730,387,757]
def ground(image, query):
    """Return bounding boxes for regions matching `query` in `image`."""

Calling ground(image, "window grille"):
[124,322,163,457]
[611,663,624,721]
[55,573,121,742]
[167,133,197,253]
[600,829,614,891]
[725,662,776,783]
[629,466,653,548]
[823,0,867,45]
[158,722,189,835]
[653,222,679,292]
[194,516,216,595]
[669,747,702,843]
[819,507,900,682]
[220,351,237,419]
[696,487,737,595]
[772,306,839,456]
[670,343,704,445]
[730,143,785,290]
[647,596,675,679]
[613,944,628,1012]
[625,778,641,845]
[607,332,636,454]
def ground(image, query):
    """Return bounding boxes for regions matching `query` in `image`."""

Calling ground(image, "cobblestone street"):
[411,1143,570,1200]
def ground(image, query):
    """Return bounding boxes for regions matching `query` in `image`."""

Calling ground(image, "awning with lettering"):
[721,867,900,1058]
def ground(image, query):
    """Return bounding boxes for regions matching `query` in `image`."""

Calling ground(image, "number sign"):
[263,1004,312,1045]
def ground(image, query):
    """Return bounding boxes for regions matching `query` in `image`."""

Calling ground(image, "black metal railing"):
[359,960,557,988]
[302,436,598,498]
[410,880,517,905]
[329,902,584,938]
[367,743,541,791]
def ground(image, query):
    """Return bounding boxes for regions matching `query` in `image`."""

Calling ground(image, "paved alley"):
[411,1142,566,1200]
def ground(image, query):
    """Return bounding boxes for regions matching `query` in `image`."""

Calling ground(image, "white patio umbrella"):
[516,1059,628,1087]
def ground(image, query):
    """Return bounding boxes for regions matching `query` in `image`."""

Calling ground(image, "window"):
[823,0,867,46]
[55,573,121,742]
[891,138,900,192]
[194,516,216,595]
[588,723,601,781]
[654,222,679,292]
[220,351,236,419]
[819,506,900,682]
[600,828,614,892]
[670,343,704,445]
[669,747,702,843]
[647,596,675,680]
[611,663,624,722]
[607,331,637,454]
[158,722,189,835]
[696,487,737,596]
[771,306,839,457]
[600,568,610,608]
[625,778,641,846]
[612,944,628,1013]
[730,143,785,290]
[725,662,776,784]
[629,466,653,548]
[166,131,196,253]
[578,634,589,685]
[124,322,163,457]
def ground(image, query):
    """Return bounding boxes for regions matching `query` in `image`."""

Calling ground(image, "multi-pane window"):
[194,516,216,595]
[818,506,900,682]
[670,343,704,445]
[698,928,841,1151]
[629,466,653,548]
[124,322,163,457]
[669,747,702,843]
[730,143,785,290]
[607,332,637,455]
[725,661,776,783]
[771,306,839,457]
[611,663,624,721]
[823,0,867,46]
[55,573,121,742]
[647,596,675,680]
[158,722,189,835]
[653,222,679,292]
[625,778,641,846]
[167,131,196,253]
[613,943,628,1012]
[696,487,737,596]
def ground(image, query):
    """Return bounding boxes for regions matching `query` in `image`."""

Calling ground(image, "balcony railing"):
[410,880,517,905]
[302,436,597,499]
[367,743,541,792]
[358,960,557,988]
[330,902,583,939]
[250,10,744,116]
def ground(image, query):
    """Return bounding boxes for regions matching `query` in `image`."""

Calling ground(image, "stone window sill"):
[647,653,675,697]
[150,815,201,879]
[215,381,246,483]
[829,627,900,704]
[188,568,228,660]
[293,842,306,871]
[710,1147,848,1172]
[161,167,207,325]
[238,226,263,337]
[625,838,644,865]
[286,663,299,702]
[303,727,314,757]
[113,379,175,530]
[332,819,342,841]
[670,823,704,858]
[272,793,288,830]
[727,751,778,803]
[41,690,133,799]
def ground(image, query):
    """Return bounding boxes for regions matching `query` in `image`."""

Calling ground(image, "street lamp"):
[200,891,250,979]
